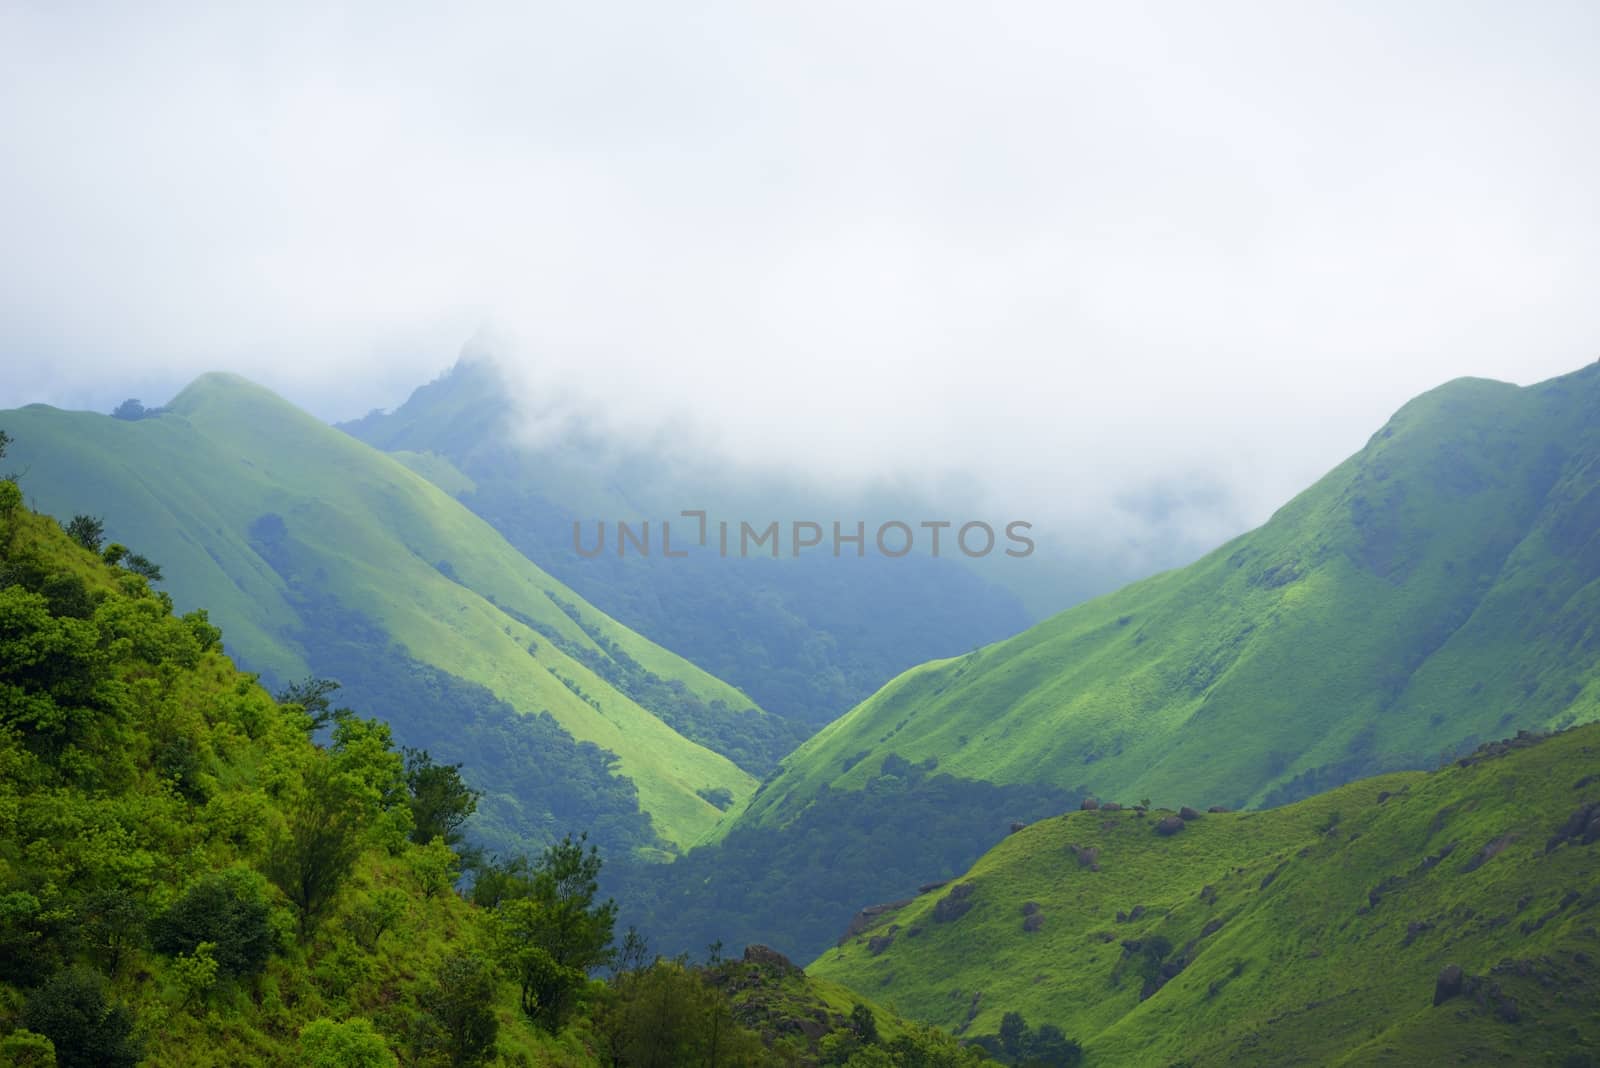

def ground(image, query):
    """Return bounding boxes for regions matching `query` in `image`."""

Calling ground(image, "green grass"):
[733,364,1600,839]
[3,374,773,850]
[812,725,1600,1066]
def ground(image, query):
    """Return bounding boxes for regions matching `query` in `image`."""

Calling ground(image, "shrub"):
[150,868,278,978]
[21,968,143,1068]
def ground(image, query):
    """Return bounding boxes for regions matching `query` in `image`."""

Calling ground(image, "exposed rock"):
[1021,901,1041,916]
[1081,797,1100,811]
[916,880,951,896]
[1199,884,1217,904]
[842,900,913,940]
[1462,833,1518,873]
[1207,805,1232,813]
[1376,790,1392,804]
[1546,800,1600,853]
[1128,904,1147,922]
[1179,806,1201,820]
[1009,821,1028,834]
[1200,917,1225,938]
[1069,844,1101,871]
[743,944,802,976]
[1433,964,1464,1005]
[1115,910,1128,923]
[1495,995,1520,1023]
[867,932,895,955]
[1022,913,1044,933]
[1155,815,1185,836]
[932,882,977,923]
[1402,921,1433,946]
[1101,801,1123,811]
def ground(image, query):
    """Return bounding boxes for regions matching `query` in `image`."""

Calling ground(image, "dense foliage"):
[0,472,989,1065]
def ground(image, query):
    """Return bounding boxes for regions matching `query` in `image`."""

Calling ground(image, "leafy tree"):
[172,941,221,1008]
[0,1029,56,1068]
[0,427,9,460]
[410,836,461,899]
[121,552,162,583]
[851,1002,880,1045]
[21,968,143,1068]
[150,868,278,977]
[414,952,499,1067]
[266,757,369,937]
[593,958,762,1068]
[999,1013,1028,1061]
[297,1018,398,1068]
[276,676,344,734]
[78,888,149,977]
[110,399,145,420]
[492,833,616,1031]
[404,747,480,846]
[61,515,105,553]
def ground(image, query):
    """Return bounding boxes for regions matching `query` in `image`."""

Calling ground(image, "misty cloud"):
[2,1,1597,573]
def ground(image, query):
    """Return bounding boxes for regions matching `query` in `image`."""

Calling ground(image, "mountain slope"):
[738,364,1600,835]
[340,355,1036,728]
[2,374,781,853]
[811,725,1600,1066]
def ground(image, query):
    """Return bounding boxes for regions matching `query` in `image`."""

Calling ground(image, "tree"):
[492,833,617,1031]
[61,515,105,553]
[111,399,146,420]
[21,968,143,1068]
[297,1018,398,1068]
[0,427,9,460]
[121,552,162,583]
[405,747,480,846]
[266,757,368,937]
[999,1012,1029,1061]
[150,868,277,977]
[276,676,344,733]
[850,1002,880,1045]
[415,953,499,1067]
[410,836,461,899]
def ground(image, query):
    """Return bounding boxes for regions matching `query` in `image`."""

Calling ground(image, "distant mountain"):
[743,364,1600,833]
[339,355,1037,729]
[613,364,1600,962]
[1,373,790,857]
[812,725,1600,1065]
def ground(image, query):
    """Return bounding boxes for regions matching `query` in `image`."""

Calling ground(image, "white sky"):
[2,1,1597,563]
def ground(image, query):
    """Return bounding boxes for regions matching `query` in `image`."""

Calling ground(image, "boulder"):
[1081,797,1100,811]
[1101,801,1123,812]
[1179,806,1201,820]
[1022,913,1044,933]
[1155,815,1185,836]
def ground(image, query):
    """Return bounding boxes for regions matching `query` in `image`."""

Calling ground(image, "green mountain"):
[740,364,1600,836]
[1,374,790,856]
[812,725,1600,1066]
[340,355,1036,729]
[0,484,988,1067]
[607,364,1600,966]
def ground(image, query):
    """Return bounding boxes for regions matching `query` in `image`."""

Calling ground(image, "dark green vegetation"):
[2,373,789,855]
[607,757,1077,963]
[814,725,1600,1065]
[742,365,1600,834]
[340,356,1033,729]
[0,475,986,1066]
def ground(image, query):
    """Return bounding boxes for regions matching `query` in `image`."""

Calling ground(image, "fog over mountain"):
[3,1,1597,575]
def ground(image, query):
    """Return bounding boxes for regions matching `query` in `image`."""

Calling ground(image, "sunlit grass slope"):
[814,725,1600,1066]
[3,374,765,848]
[736,364,1600,835]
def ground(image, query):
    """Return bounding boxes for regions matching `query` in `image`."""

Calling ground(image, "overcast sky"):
[3,2,1597,566]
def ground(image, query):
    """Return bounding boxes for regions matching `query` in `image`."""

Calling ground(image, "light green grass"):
[733,365,1600,838]
[813,724,1600,1065]
[3,374,765,848]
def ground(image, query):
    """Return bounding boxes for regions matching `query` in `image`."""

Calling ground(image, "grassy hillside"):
[740,364,1600,835]
[1,375,789,853]
[813,725,1600,1066]
[341,356,1035,729]
[0,486,985,1067]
